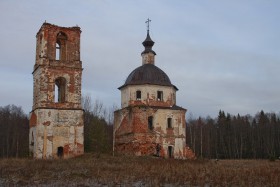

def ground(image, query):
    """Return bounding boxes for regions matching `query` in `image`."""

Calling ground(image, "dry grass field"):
[0,153,280,186]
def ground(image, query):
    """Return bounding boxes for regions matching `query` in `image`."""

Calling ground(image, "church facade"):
[29,23,84,159]
[114,27,195,159]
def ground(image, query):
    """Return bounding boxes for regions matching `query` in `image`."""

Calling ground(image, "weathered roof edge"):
[36,22,81,36]
[114,105,187,112]
[118,83,178,91]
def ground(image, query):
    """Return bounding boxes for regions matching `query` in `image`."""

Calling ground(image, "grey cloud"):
[0,0,279,118]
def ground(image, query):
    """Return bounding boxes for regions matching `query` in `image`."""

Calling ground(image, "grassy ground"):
[0,154,280,186]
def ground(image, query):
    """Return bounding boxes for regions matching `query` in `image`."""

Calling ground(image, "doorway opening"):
[57,146,64,158]
[168,146,173,158]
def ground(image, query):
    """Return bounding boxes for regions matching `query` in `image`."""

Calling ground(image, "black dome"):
[119,64,178,90]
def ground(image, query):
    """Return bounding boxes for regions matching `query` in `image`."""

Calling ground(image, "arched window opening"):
[55,43,60,60]
[136,90,141,100]
[54,84,59,102]
[148,116,153,130]
[56,32,67,61]
[54,77,66,103]
[157,91,163,101]
[167,118,172,128]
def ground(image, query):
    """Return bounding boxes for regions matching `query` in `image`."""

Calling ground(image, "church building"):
[114,21,195,159]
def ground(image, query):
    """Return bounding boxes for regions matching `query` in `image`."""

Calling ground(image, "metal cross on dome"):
[145,18,151,32]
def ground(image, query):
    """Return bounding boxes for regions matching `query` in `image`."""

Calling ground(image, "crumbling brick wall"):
[114,106,194,159]
[30,23,84,159]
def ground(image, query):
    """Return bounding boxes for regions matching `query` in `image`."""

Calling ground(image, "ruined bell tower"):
[29,22,84,159]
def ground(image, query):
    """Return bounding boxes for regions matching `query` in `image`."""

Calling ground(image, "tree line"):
[187,110,280,159]
[82,95,114,154]
[0,105,29,158]
[1,102,279,159]
[0,97,115,158]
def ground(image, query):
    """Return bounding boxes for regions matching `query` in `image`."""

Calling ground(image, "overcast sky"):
[0,0,279,118]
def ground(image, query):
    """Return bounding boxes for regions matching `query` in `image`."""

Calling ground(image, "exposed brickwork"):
[114,32,195,159]
[115,96,195,159]
[114,106,195,159]
[29,23,84,159]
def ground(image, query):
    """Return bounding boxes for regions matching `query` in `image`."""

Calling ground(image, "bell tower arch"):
[29,22,84,159]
